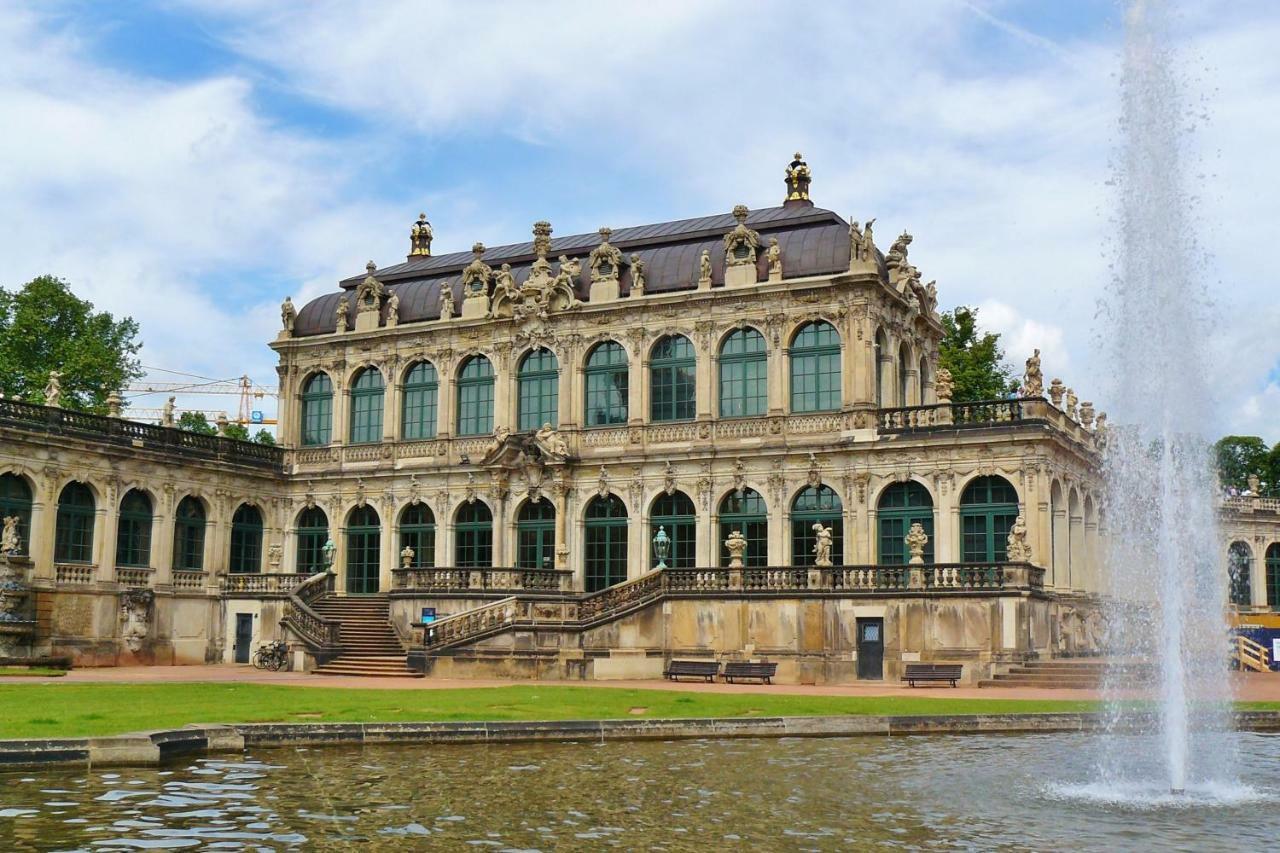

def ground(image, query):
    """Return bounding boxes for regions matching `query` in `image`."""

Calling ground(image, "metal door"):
[856,618,884,680]
[234,613,253,664]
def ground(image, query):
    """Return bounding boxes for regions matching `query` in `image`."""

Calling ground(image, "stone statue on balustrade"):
[698,249,713,288]
[1065,388,1078,420]
[1022,349,1043,397]
[161,395,176,428]
[905,522,928,565]
[725,530,748,569]
[1,515,20,555]
[1005,515,1031,562]
[934,367,954,425]
[335,297,349,333]
[812,523,833,567]
[1048,378,1065,408]
[629,254,646,296]
[1094,412,1109,450]
[44,371,62,408]
[401,545,415,568]
[280,296,296,335]
[437,281,455,319]
[849,217,876,265]
[386,290,399,326]
[321,537,336,570]
[766,237,782,281]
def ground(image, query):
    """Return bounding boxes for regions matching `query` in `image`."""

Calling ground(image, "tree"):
[937,306,1018,402]
[1214,435,1272,493]
[177,411,217,435]
[252,429,276,446]
[223,422,251,442]
[0,275,143,413]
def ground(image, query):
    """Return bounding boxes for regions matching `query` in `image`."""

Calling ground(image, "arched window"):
[346,505,381,593]
[0,473,33,556]
[877,482,934,564]
[116,489,153,568]
[173,496,206,571]
[1266,544,1280,610]
[790,321,841,413]
[959,476,1019,562]
[54,482,95,564]
[650,335,696,422]
[516,500,556,570]
[651,491,696,568]
[456,356,495,436]
[399,504,435,569]
[584,342,628,425]
[874,329,888,408]
[719,328,767,418]
[300,373,333,446]
[585,495,628,591]
[401,361,439,440]
[296,507,329,574]
[898,344,911,407]
[1228,541,1253,607]
[719,488,767,567]
[349,367,385,444]
[517,348,560,431]
[455,502,493,568]
[229,504,263,574]
[791,485,843,566]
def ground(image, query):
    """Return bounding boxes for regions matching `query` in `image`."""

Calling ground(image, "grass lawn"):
[0,683,1109,740]
[0,667,67,678]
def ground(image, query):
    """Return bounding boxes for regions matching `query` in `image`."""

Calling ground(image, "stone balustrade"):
[221,572,308,597]
[55,564,96,586]
[115,567,154,588]
[172,570,208,591]
[1221,495,1280,514]
[392,566,570,593]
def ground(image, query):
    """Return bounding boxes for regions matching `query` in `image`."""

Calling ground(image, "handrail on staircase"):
[1234,634,1271,672]
[281,570,342,652]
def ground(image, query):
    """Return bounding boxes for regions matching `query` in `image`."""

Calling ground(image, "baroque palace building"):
[11,153,1252,683]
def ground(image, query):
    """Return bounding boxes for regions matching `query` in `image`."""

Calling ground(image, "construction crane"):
[125,373,278,426]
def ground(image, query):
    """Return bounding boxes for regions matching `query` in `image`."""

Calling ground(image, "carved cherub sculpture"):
[812,523,833,566]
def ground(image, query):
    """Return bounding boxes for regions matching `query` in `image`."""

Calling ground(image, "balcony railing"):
[280,570,342,652]
[392,566,571,593]
[0,398,285,472]
[877,398,1027,433]
[221,572,309,597]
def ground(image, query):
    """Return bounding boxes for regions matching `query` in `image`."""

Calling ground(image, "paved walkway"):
[4,664,1279,703]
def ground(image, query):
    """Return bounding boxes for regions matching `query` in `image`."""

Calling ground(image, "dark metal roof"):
[293,203,877,337]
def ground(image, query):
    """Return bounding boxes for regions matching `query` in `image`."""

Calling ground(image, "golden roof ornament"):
[409,212,433,257]
[785,151,812,202]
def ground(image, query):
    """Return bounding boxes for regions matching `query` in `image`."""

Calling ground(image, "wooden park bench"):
[722,661,778,684]
[663,659,721,682]
[902,663,963,687]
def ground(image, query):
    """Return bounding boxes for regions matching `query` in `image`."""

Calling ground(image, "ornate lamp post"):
[652,525,671,570]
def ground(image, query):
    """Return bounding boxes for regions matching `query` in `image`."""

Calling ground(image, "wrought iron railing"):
[391,566,568,593]
[0,398,285,472]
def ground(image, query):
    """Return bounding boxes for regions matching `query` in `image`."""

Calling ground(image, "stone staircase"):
[309,594,417,677]
[978,658,1155,689]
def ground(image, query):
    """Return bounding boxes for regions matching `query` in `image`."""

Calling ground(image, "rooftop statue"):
[462,243,492,295]
[785,151,812,201]
[935,367,954,404]
[589,227,622,282]
[280,296,296,334]
[335,297,349,333]
[43,370,62,408]
[629,254,646,296]
[766,237,783,280]
[161,395,176,427]
[722,204,761,265]
[437,282,455,319]
[409,212,433,257]
[699,249,713,285]
[1022,349,1044,397]
[849,216,876,264]
[386,290,399,325]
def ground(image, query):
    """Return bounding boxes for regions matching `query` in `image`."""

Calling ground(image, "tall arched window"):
[399,504,435,569]
[874,329,888,408]
[918,356,930,405]
[0,473,33,556]
[1266,544,1280,610]
[791,485,843,566]
[516,500,556,570]
[651,491,696,568]
[650,335,696,422]
[229,504,263,574]
[517,348,560,430]
[898,344,911,406]
[790,321,841,413]
[401,361,439,440]
[349,367,385,444]
[719,488,767,567]
[877,482,934,564]
[585,495,628,591]
[173,496,206,571]
[54,482,95,564]
[456,355,495,436]
[296,507,329,574]
[116,489,153,568]
[960,476,1019,562]
[346,505,381,593]
[455,502,493,568]
[300,373,333,446]
[719,328,767,418]
[1228,541,1253,607]
[584,341,628,425]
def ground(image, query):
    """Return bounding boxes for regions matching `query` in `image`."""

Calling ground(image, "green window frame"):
[1266,544,1280,610]
[349,368,385,444]
[300,373,333,446]
[791,485,843,567]
[789,321,841,413]
[718,328,767,418]
[650,335,696,422]
[516,500,556,570]
[172,496,206,571]
[585,495,628,592]
[229,504,263,574]
[584,342,628,425]
[959,476,1020,563]
[399,504,435,569]
[0,473,33,557]
[296,507,329,574]
[877,482,934,564]
[116,490,153,568]
[456,356,495,436]
[455,502,493,568]
[1228,542,1253,607]
[346,505,381,594]
[54,481,95,564]
[719,487,768,567]
[517,348,560,431]
[401,361,439,440]
[651,491,696,568]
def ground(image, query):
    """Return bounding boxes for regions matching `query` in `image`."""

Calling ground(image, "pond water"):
[0,732,1276,851]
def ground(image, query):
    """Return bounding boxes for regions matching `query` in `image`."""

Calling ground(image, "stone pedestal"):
[590,278,619,302]
[725,264,757,288]
[461,294,488,319]
[354,309,380,333]
[909,567,926,590]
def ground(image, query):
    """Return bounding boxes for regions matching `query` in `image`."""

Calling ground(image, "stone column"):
[153,497,175,587]
[492,495,507,567]
[697,504,715,568]
[767,339,786,414]
[380,504,396,592]
[558,351,578,431]
[853,318,876,407]
[627,495,644,580]
[495,354,514,434]
[936,488,958,564]
[554,486,569,572]
[97,497,118,583]
[30,488,55,583]
[384,366,400,442]
[438,367,456,441]
[695,343,713,421]
[332,374,350,449]
[434,499,449,569]
[771,502,789,568]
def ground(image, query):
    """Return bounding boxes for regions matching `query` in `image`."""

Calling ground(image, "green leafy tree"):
[937,306,1018,402]
[253,429,276,446]
[177,411,217,435]
[223,422,251,441]
[1214,435,1271,493]
[0,275,143,412]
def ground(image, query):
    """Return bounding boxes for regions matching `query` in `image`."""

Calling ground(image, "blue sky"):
[1,0,1277,437]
